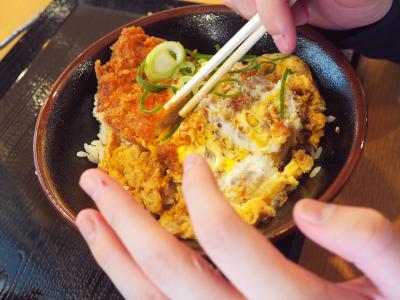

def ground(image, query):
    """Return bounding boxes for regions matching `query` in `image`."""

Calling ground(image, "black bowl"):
[34,5,367,250]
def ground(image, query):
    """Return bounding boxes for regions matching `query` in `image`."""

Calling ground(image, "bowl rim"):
[33,4,367,242]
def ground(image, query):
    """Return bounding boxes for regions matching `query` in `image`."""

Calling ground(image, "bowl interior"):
[37,9,363,246]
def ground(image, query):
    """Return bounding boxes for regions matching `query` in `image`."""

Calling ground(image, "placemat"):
[0,1,302,298]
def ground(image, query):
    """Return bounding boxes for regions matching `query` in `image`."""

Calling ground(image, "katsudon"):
[78,26,326,239]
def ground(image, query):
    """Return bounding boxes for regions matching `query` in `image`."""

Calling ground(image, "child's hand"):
[77,155,400,300]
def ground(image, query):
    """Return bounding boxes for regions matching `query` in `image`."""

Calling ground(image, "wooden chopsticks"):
[179,24,267,117]
[163,0,297,118]
[163,14,262,110]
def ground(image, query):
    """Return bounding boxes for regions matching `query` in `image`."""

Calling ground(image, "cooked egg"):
[81,27,326,239]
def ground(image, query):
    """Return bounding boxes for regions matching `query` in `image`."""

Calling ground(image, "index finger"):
[182,155,358,300]
[79,168,243,300]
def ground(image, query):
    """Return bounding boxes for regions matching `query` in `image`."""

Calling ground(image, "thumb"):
[294,199,400,299]
[255,0,298,53]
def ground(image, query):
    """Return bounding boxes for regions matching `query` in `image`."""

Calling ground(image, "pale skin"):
[76,2,399,299]
[224,0,394,53]
[77,155,400,300]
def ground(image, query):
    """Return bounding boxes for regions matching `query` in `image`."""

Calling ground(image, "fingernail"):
[272,34,289,53]
[184,154,203,172]
[77,214,96,243]
[297,200,336,224]
[80,173,98,199]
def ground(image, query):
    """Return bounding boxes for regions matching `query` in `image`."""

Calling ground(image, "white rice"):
[326,115,336,123]
[309,166,322,178]
[76,96,109,164]
[310,146,323,160]
[76,151,88,158]
[335,126,341,134]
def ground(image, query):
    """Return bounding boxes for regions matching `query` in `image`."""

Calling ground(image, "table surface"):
[0,0,52,60]
[1,0,399,286]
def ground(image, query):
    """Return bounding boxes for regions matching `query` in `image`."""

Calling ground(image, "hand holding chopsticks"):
[163,0,297,118]
[163,13,262,111]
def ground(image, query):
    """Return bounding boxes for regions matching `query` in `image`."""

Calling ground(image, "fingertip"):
[272,33,296,54]
[293,199,316,215]
[293,199,311,225]
[80,169,121,200]
[256,0,297,54]
[76,208,99,244]
[182,154,227,217]
[183,154,205,173]
[80,168,101,180]
[279,25,297,54]
[79,169,102,198]
[79,168,104,189]
[293,199,336,226]
[76,208,99,222]
[182,154,216,190]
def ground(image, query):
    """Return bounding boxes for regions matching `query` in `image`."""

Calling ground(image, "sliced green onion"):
[256,55,291,76]
[214,43,221,52]
[161,117,184,141]
[137,64,175,93]
[172,61,196,79]
[196,59,209,72]
[193,81,206,94]
[241,55,257,62]
[270,54,292,62]
[186,48,256,63]
[140,91,161,114]
[228,57,281,75]
[144,41,186,82]
[175,77,205,95]
[279,68,293,118]
[213,78,243,98]
[185,49,213,60]
[198,58,209,65]
[228,62,259,74]
[259,61,276,75]
[176,76,193,90]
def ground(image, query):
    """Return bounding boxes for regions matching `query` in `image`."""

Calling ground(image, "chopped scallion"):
[228,62,259,74]
[213,78,243,98]
[279,68,293,118]
[185,49,213,60]
[193,81,206,94]
[161,117,184,141]
[259,61,276,75]
[172,61,196,79]
[270,54,292,62]
[140,91,161,114]
[137,64,175,93]
[144,41,186,82]
[186,48,257,63]
[176,75,193,90]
